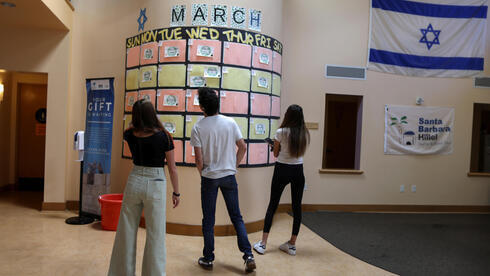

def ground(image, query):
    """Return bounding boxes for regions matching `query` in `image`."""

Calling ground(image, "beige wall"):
[282,0,490,206]
[0,71,12,188]
[66,0,283,225]
[0,26,71,203]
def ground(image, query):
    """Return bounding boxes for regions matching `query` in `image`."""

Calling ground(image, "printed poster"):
[384,105,454,155]
[83,78,114,216]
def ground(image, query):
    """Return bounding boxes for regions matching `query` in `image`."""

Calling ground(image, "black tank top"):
[123,129,174,167]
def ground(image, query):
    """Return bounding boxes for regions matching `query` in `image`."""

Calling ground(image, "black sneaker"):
[244,256,256,273]
[198,257,213,270]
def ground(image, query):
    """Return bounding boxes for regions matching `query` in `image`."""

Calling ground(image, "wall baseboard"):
[42,202,66,211]
[277,204,490,213]
[66,200,79,211]
[0,184,17,192]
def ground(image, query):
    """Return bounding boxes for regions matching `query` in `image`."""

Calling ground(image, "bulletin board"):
[123,26,283,167]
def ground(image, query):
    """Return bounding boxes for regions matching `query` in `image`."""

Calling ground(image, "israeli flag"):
[368,0,488,78]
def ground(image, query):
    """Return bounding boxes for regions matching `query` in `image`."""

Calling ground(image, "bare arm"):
[165,150,180,208]
[236,139,247,167]
[273,140,281,158]
[194,146,203,175]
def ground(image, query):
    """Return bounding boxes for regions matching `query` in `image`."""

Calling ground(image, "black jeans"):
[201,175,253,261]
[263,162,305,236]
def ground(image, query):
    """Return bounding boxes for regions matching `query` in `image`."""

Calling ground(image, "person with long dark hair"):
[108,99,180,275]
[253,104,310,256]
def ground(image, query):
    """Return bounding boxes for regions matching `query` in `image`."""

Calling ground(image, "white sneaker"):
[253,241,266,255]
[279,241,296,256]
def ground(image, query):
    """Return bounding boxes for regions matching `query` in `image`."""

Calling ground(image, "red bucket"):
[98,194,123,231]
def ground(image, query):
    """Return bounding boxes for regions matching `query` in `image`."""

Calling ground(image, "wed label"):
[164,122,176,134]
[190,76,206,87]
[204,66,221,78]
[144,48,153,59]
[142,71,152,82]
[197,45,214,57]
[220,91,226,97]
[186,90,192,97]
[259,53,270,64]
[258,77,268,88]
[165,46,180,57]
[255,123,266,135]
[163,95,178,106]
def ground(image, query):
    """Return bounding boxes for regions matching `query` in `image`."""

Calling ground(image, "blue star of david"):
[419,23,441,50]
[137,8,147,32]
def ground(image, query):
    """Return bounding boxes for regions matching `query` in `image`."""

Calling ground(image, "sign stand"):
[66,131,94,225]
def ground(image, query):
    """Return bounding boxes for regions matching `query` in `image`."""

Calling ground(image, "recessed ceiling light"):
[0,2,16,8]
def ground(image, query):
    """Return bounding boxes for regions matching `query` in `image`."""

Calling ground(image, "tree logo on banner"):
[390,115,415,145]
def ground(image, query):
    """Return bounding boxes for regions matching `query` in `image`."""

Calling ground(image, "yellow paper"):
[126,69,139,90]
[249,118,270,140]
[123,115,132,130]
[272,73,281,96]
[185,115,204,138]
[221,67,251,91]
[270,119,280,139]
[139,65,157,88]
[158,64,186,87]
[251,70,272,94]
[232,117,249,139]
[158,115,184,138]
[187,64,220,88]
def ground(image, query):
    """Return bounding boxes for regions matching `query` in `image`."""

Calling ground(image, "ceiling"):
[0,0,67,30]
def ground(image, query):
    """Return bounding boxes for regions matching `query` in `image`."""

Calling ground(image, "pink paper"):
[159,40,187,63]
[157,89,186,112]
[185,141,195,164]
[138,90,157,107]
[250,93,271,116]
[252,47,273,71]
[186,89,202,113]
[220,91,249,115]
[188,40,222,63]
[273,52,282,74]
[172,140,184,163]
[248,143,269,165]
[126,46,140,68]
[140,42,158,65]
[125,91,138,112]
[223,42,252,67]
[123,141,132,158]
[271,96,280,117]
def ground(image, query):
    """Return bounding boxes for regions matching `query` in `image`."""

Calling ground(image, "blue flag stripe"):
[369,49,484,70]
[372,0,487,19]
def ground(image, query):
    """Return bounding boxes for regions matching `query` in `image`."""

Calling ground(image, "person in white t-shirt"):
[253,104,310,256]
[190,87,256,273]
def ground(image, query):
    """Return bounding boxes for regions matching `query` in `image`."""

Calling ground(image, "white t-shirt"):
[190,115,243,179]
[275,128,304,165]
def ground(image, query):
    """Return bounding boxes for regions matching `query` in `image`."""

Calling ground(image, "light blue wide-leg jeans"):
[108,165,167,276]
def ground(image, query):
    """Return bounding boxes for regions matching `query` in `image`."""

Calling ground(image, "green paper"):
[126,69,139,90]
[249,118,270,140]
[251,70,271,94]
[158,115,184,138]
[270,119,279,139]
[221,67,251,91]
[187,64,220,88]
[185,115,204,138]
[158,64,186,87]
[139,65,157,88]
[232,117,249,139]
[272,73,281,96]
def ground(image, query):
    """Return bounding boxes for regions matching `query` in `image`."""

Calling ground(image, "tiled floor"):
[0,191,395,275]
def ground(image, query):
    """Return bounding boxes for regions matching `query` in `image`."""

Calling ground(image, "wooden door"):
[17,84,47,181]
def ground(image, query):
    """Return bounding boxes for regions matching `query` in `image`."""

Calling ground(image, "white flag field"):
[385,105,454,155]
[369,0,488,77]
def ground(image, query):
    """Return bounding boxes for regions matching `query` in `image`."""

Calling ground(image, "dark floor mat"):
[300,212,490,276]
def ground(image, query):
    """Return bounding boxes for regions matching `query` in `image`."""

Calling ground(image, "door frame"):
[9,72,48,186]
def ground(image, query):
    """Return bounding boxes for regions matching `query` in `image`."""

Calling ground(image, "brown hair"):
[131,99,166,134]
[279,104,310,158]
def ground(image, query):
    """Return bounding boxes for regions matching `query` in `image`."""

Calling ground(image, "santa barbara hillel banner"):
[384,105,454,155]
[369,0,488,78]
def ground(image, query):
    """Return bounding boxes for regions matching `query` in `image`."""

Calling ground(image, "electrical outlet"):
[411,185,416,193]
[400,184,405,193]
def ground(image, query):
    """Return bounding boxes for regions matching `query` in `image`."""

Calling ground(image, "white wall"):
[282,0,490,206]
